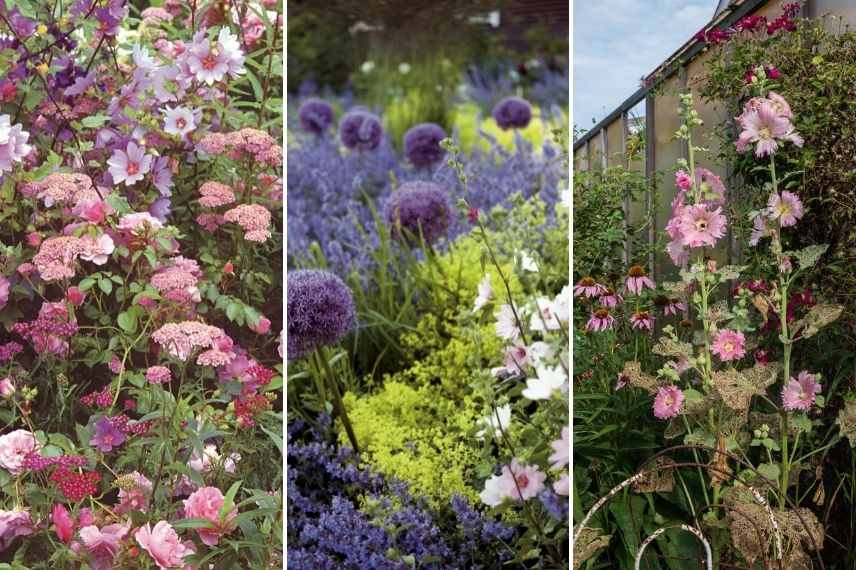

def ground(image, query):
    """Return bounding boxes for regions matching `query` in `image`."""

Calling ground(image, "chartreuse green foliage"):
[450,102,566,155]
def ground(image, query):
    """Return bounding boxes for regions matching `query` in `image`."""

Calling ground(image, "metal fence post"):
[645,92,656,280]
[621,111,630,266]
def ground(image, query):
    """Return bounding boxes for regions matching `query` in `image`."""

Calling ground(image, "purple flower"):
[299,98,335,136]
[90,417,126,452]
[339,111,383,151]
[492,96,532,130]
[287,270,356,360]
[383,181,452,246]
[148,197,171,223]
[107,142,152,186]
[403,123,447,168]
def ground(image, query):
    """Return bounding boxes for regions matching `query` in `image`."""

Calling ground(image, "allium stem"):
[316,347,359,454]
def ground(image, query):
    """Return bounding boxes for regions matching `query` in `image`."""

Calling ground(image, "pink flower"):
[630,311,654,331]
[33,236,87,281]
[0,378,14,399]
[135,521,194,570]
[696,168,726,205]
[479,458,547,506]
[749,214,770,246]
[678,204,727,248]
[79,234,115,266]
[598,288,622,308]
[653,385,684,419]
[116,471,153,514]
[0,429,40,474]
[162,106,197,137]
[586,308,614,332]
[78,522,129,570]
[735,100,803,157]
[625,265,655,295]
[146,366,172,384]
[0,115,31,174]
[151,321,229,361]
[573,276,607,298]
[495,304,521,341]
[198,181,236,208]
[250,315,271,334]
[0,509,34,551]
[66,286,87,306]
[223,204,272,243]
[615,373,629,390]
[782,370,821,411]
[675,169,692,190]
[548,426,569,470]
[767,91,793,119]
[51,504,74,544]
[553,473,569,496]
[667,238,689,266]
[108,355,124,374]
[662,298,685,316]
[767,191,804,227]
[0,274,8,310]
[711,329,746,361]
[185,28,245,85]
[183,486,237,546]
[107,142,153,186]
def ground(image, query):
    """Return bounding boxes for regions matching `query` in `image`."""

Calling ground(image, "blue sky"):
[573,0,714,129]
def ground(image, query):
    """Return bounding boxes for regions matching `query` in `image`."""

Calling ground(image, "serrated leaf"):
[793,244,828,269]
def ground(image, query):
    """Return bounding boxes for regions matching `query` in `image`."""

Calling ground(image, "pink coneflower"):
[767,191,804,227]
[625,265,655,295]
[711,329,746,361]
[107,142,152,186]
[599,288,622,308]
[630,310,654,331]
[750,214,770,246]
[663,298,686,316]
[675,169,692,191]
[735,100,803,157]
[653,385,684,419]
[586,308,614,332]
[782,371,821,411]
[678,204,727,248]
[615,373,629,391]
[573,276,607,298]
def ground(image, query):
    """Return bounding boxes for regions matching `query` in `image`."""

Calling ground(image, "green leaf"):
[221,480,243,521]
[98,278,113,295]
[793,244,829,269]
[81,114,110,128]
[171,518,216,530]
[757,462,781,482]
[117,311,137,334]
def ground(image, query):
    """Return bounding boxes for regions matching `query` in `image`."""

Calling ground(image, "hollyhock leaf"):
[757,462,780,482]
[793,244,829,269]
[793,304,843,339]
[836,400,856,448]
[712,368,763,411]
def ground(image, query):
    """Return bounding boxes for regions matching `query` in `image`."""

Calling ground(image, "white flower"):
[0,430,39,475]
[80,234,115,265]
[495,304,521,341]
[553,285,570,323]
[548,426,569,470]
[133,44,159,71]
[475,404,511,439]
[398,62,411,74]
[117,212,163,232]
[162,106,197,137]
[522,365,567,400]
[526,341,554,368]
[480,458,546,507]
[554,473,569,496]
[530,297,561,332]
[0,114,32,174]
[473,275,493,312]
[520,251,539,272]
[360,60,375,74]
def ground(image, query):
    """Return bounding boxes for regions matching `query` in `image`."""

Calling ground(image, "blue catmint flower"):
[339,110,383,151]
[403,123,447,168]
[383,181,452,246]
[492,96,533,130]
[298,98,335,136]
[287,270,356,359]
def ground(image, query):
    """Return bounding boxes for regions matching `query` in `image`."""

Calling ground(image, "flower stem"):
[315,347,359,454]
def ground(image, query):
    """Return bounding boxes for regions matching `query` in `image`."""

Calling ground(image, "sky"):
[573,0,714,130]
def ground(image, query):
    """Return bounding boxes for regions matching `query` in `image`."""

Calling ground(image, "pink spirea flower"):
[0,114,31,174]
[198,181,236,208]
[183,486,238,546]
[711,329,746,361]
[630,311,654,331]
[548,426,569,470]
[146,366,172,384]
[653,385,684,419]
[480,458,546,507]
[107,142,153,186]
[675,169,692,190]
[782,371,821,411]
[767,191,804,227]
[33,236,87,281]
[625,266,655,295]
[0,429,40,474]
[573,277,607,298]
[79,522,129,570]
[135,521,195,570]
[586,308,614,332]
[151,321,231,362]
[736,99,803,157]
[678,204,727,248]
[223,204,272,243]
[0,509,34,551]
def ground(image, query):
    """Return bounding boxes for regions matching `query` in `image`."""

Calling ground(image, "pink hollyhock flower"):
[250,315,271,334]
[183,486,238,546]
[667,238,689,266]
[625,265,655,295]
[675,169,692,190]
[548,426,569,470]
[586,308,614,332]
[767,91,793,119]
[749,214,771,246]
[736,100,803,157]
[162,106,197,137]
[782,371,821,411]
[0,378,14,399]
[0,114,32,174]
[630,311,654,331]
[480,458,546,506]
[78,522,129,570]
[598,288,622,308]
[573,276,607,298]
[653,385,684,419]
[0,429,39,474]
[135,521,195,570]
[146,366,172,385]
[0,509,34,551]
[767,191,804,227]
[678,204,727,248]
[107,142,153,186]
[52,504,75,544]
[0,274,8,310]
[711,329,746,361]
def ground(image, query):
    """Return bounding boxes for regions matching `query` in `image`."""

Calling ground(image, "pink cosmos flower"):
[0,509,34,551]
[135,521,194,570]
[0,429,40,474]
[782,370,821,411]
[767,191,804,227]
[573,276,607,298]
[586,308,614,332]
[750,214,770,246]
[51,504,74,544]
[183,486,238,546]
[79,522,129,570]
[625,265,655,295]
[0,114,31,174]
[653,385,684,419]
[711,329,746,361]
[675,169,692,191]
[736,100,803,157]
[678,204,727,248]
[548,426,569,470]
[107,142,153,186]
[162,106,197,137]
[630,311,654,331]
[479,458,547,506]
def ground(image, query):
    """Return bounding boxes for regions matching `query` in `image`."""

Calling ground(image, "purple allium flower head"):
[383,181,452,246]
[298,98,335,136]
[492,96,533,130]
[287,270,356,360]
[90,416,126,452]
[403,123,447,168]
[339,110,383,151]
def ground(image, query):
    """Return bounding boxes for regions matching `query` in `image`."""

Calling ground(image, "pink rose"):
[0,429,39,475]
[135,521,194,570]
[0,378,14,399]
[0,509,34,551]
[66,286,87,306]
[182,486,237,546]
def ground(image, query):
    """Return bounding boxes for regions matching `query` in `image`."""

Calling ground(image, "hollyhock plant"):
[782,371,821,412]
[767,190,804,227]
[711,329,747,361]
[678,203,727,247]
[653,385,684,420]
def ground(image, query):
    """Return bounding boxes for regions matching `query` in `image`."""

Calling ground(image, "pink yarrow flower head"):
[630,310,654,331]
[107,142,153,186]
[183,486,238,546]
[735,99,803,157]
[33,236,87,281]
[0,114,32,174]
[479,458,547,507]
[146,365,172,384]
[151,321,233,364]
[586,308,614,332]
[653,385,684,419]
[782,370,821,411]
[711,329,746,361]
[767,191,804,227]
[0,509,34,551]
[0,429,40,474]
[678,204,727,248]
[625,265,655,295]
[223,204,272,243]
[135,521,195,569]
[198,181,236,208]
[573,276,607,298]
[675,169,692,191]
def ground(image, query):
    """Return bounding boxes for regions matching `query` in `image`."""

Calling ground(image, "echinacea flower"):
[711,329,746,361]
[653,385,684,419]
[586,308,614,332]
[663,298,685,316]
[625,265,655,295]
[573,277,607,298]
[782,371,821,411]
[107,142,153,186]
[678,204,727,248]
[630,310,654,331]
[766,191,804,227]
[480,458,546,506]
[598,288,622,308]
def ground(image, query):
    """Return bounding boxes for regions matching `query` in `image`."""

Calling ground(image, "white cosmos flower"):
[522,365,567,400]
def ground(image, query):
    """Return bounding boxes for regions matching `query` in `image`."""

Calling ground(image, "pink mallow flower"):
[548,427,569,470]
[135,521,195,570]
[625,265,655,295]
[182,486,237,546]
[653,385,684,419]
[711,329,746,361]
[767,191,804,227]
[586,308,614,332]
[782,371,821,412]
[0,429,40,474]
[107,142,153,186]
[678,204,727,248]
[479,458,547,507]
[0,114,32,174]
